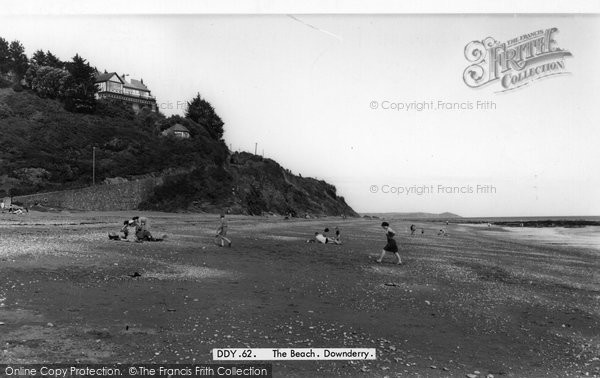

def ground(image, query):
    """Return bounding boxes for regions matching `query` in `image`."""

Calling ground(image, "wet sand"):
[0,212,599,377]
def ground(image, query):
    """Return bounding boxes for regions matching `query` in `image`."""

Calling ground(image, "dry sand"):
[0,212,598,377]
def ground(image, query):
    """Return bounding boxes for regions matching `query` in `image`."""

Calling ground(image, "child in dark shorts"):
[376,221,402,265]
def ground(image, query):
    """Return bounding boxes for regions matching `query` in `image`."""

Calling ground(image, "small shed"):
[162,123,191,139]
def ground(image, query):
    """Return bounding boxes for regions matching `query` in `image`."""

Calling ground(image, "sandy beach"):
[0,212,599,377]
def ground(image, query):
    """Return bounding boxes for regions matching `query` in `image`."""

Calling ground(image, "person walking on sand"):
[215,214,232,247]
[377,221,402,265]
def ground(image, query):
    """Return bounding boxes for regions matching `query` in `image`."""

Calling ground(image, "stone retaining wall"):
[13,177,163,211]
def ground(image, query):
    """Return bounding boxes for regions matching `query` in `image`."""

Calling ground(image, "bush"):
[0,77,11,88]
[139,165,234,211]
[12,83,23,92]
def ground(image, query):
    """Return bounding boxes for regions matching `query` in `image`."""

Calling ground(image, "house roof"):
[95,72,124,83]
[95,72,151,92]
[124,78,150,92]
[165,123,190,133]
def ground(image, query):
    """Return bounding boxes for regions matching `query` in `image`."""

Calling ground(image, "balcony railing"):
[98,88,156,100]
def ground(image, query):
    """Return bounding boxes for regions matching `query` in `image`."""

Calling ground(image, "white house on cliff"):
[94,72,157,112]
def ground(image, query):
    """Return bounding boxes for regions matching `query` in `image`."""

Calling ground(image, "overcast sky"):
[0,13,598,217]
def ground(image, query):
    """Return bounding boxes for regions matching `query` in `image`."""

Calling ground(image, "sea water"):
[499,226,600,251]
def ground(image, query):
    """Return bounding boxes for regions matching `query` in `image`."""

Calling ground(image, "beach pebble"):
[425,300,431,305]
[486,375,494,378]
[47,322,54,327]
[466,374,477,378]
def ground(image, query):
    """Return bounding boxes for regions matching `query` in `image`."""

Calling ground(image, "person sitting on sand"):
[410,224,416,236]
[315,232,328,244]
[334,227,342,244]
[109,219,144,241]
[109,220,132,240]
[377,221,402,265]
[307,231,341,244]
[437,229,448,236]
[135,217,165,242]
[121,220,132,239]
[215,214,232,247]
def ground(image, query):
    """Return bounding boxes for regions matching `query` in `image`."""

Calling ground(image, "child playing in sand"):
[108,219,136,241]
[334,227,341,244]
[135,217,165,242]
[215,214,232,247]
[376,221,402,265]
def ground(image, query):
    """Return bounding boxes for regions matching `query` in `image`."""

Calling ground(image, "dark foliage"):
[0,89,230,195]
[0,37,10,74]
[185,93,224,139]
[0,76,11,88]
[8,41,28,79]
[63,54,98,113]
[139,165,233,211]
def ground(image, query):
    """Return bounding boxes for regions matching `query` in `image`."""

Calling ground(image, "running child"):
[376,221,402,265]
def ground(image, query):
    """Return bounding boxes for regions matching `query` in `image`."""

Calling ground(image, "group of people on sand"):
[307,227,342,244]
[108,216,165,242]
[409,224,425,236]
[106,212,448,268]
[307,221,403,265]
[109,213,231,246]
[1,202,28,214]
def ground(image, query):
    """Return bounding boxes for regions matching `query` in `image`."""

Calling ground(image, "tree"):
[45,51,62,68]
[63,54,97,113]
[31,50,46,66]
[0,37,9,74]
[185,93,224,139]
[30,66,70,98]
[8,40,29,79]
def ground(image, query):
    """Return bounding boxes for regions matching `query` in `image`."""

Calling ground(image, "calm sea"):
[462,217,600,251]
[499,225,600,251]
